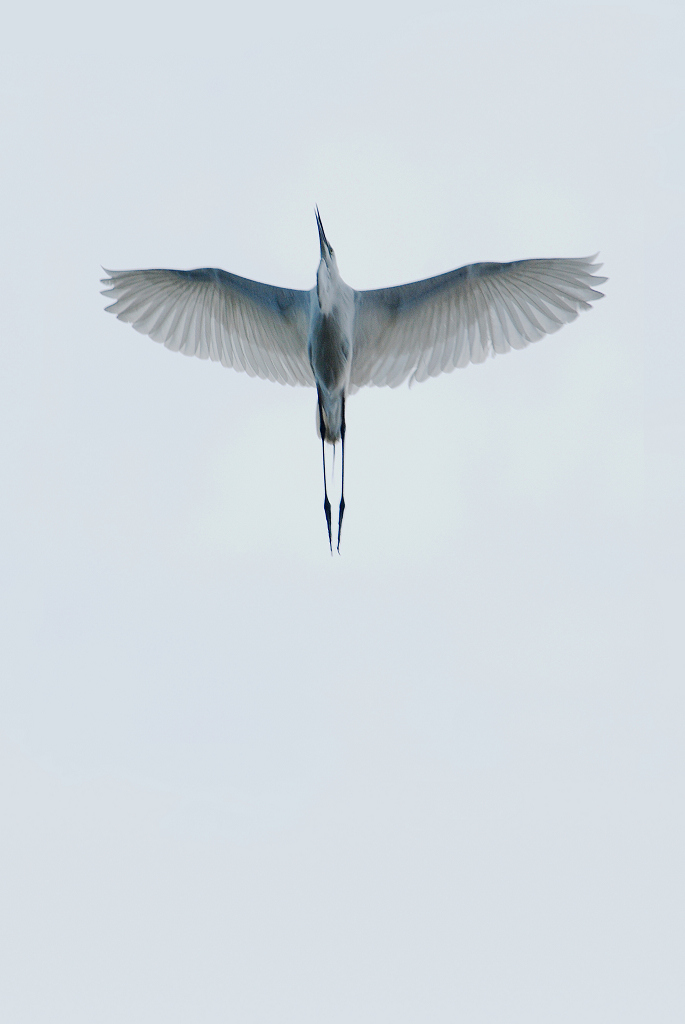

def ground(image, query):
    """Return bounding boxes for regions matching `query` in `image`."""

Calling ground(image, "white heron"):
[102,210,606,551]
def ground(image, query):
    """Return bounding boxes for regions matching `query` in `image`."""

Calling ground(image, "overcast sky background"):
[0,1,683,1020]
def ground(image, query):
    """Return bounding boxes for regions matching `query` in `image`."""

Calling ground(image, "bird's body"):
[102,210,606,550]
[309,215,354,442]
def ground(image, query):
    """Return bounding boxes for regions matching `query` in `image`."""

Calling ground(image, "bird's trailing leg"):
[337,397,346,553]
[318,391,332,552]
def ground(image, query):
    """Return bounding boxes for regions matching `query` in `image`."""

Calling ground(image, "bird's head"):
[315,207,337,270]
[315,207,340,312]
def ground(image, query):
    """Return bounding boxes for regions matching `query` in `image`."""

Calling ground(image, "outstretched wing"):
[350,256,606,389]
[101,267,315,386]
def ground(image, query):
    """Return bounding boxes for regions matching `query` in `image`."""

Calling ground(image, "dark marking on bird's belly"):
[310,313,350,393]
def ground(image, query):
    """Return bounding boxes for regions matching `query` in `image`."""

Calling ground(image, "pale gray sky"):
[1,1,683,1021]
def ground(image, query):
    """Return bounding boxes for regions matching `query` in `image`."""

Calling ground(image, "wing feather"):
[102,267,314,387]
[351,256,606,388]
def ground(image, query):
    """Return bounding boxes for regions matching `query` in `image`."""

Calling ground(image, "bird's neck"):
[317,259,340,316]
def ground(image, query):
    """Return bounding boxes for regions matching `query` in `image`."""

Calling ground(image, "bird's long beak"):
[315,206,330,259]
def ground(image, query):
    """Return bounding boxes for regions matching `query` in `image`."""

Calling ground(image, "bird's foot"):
[336,496,345,553]
[324,495,332,553]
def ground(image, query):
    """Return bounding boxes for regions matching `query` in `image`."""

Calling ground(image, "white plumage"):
[102,211,606,549]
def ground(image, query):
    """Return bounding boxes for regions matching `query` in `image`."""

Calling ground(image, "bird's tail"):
[315,390,343,444]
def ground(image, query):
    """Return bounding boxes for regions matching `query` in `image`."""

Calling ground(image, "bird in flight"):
[102,210,606,552]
